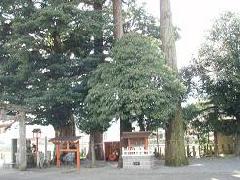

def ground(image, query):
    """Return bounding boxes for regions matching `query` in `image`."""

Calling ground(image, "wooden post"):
[76,141,80,170]
[18,112,27,171]
[144,138,148,150]
[11,139,17,164]
[56,144,60,168]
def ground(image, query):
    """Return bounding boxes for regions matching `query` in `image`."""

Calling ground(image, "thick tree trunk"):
[113,0,123,39]
[160,0,188,166]
[94,1,104,60]
[164,106,188,166]
[160,0,177,70]
[87,1,105,161]
[113,0,124,168]
[54,115,76,137]
[90,133,96,167]
[87,132,104,161]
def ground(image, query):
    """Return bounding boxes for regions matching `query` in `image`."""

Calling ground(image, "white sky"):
[140,0,240,69]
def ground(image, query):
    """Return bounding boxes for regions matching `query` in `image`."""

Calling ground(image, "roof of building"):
[122,131,151,139]
[49,136,81,144]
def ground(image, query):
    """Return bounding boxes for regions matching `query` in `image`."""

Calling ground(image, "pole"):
[45,136,47,161]
[36,137,38,152]
[157,128,159,155]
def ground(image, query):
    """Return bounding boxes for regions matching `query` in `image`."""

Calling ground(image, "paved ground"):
[0,157,240,180]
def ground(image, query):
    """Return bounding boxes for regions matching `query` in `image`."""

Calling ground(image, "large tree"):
[0,0,105,137]
[81,33,185,166]
[160,0,188,166]
[194,12,240,155]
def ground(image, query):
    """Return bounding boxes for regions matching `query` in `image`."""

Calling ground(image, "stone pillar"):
[11,139,17,164]
[45,136,47,161]
[18,112,26,171]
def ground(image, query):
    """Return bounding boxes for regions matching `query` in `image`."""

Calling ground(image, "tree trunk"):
[160,0,177,70]
[164,106,188,166]
[90,133,96,167]
[138,115,145,131]
[18,112,27,171]
[160,0,188,166]
[54,114,76,137]
[94,132,104,160]
[94,1,104,60]
[113,0,124,168]
[113,0,123,39]
[214,130,219,156]
[87,1,105,161]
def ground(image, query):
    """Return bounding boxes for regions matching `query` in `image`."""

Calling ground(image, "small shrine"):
[49,136,81,170]
[122,131,151,150]
[122,131,154,169]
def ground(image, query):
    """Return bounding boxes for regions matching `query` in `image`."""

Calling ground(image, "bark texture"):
[87,132,104,161]
[18,112,27,171]
[160,0,188,166]
[112,0,124,168]
[54,114,76,137]
[113,0,123,39]
[90,133,96,167]
[160,0,177,70]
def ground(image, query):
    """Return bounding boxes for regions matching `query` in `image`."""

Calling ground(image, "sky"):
[140,0,240,69]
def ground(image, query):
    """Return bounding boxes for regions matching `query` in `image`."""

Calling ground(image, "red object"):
[49,136,81,170]
[108,153,117,161]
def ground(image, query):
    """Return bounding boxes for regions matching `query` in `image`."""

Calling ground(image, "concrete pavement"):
[0,157,239,180]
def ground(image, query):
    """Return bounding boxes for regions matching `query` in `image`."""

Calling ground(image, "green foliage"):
[0,0,176,134]
[77,33,185,133]
[0,0,105,130]
[122,0,160,39]
[192,12,240,135]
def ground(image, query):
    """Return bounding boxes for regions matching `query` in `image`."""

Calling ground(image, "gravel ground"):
[0,157,240,180]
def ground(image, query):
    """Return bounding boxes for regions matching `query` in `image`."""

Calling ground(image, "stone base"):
[123,155,155,169]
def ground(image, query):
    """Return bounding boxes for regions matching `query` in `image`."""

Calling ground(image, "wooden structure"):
[49,136,81,170]
[104,141,120,161]
[121,132,154,169]
[122,131,151,150]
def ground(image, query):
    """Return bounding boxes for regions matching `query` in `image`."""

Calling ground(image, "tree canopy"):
[183,12,240,155]
[0,0,161,135]
[77,33,185,134]
[194,12,240,126]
